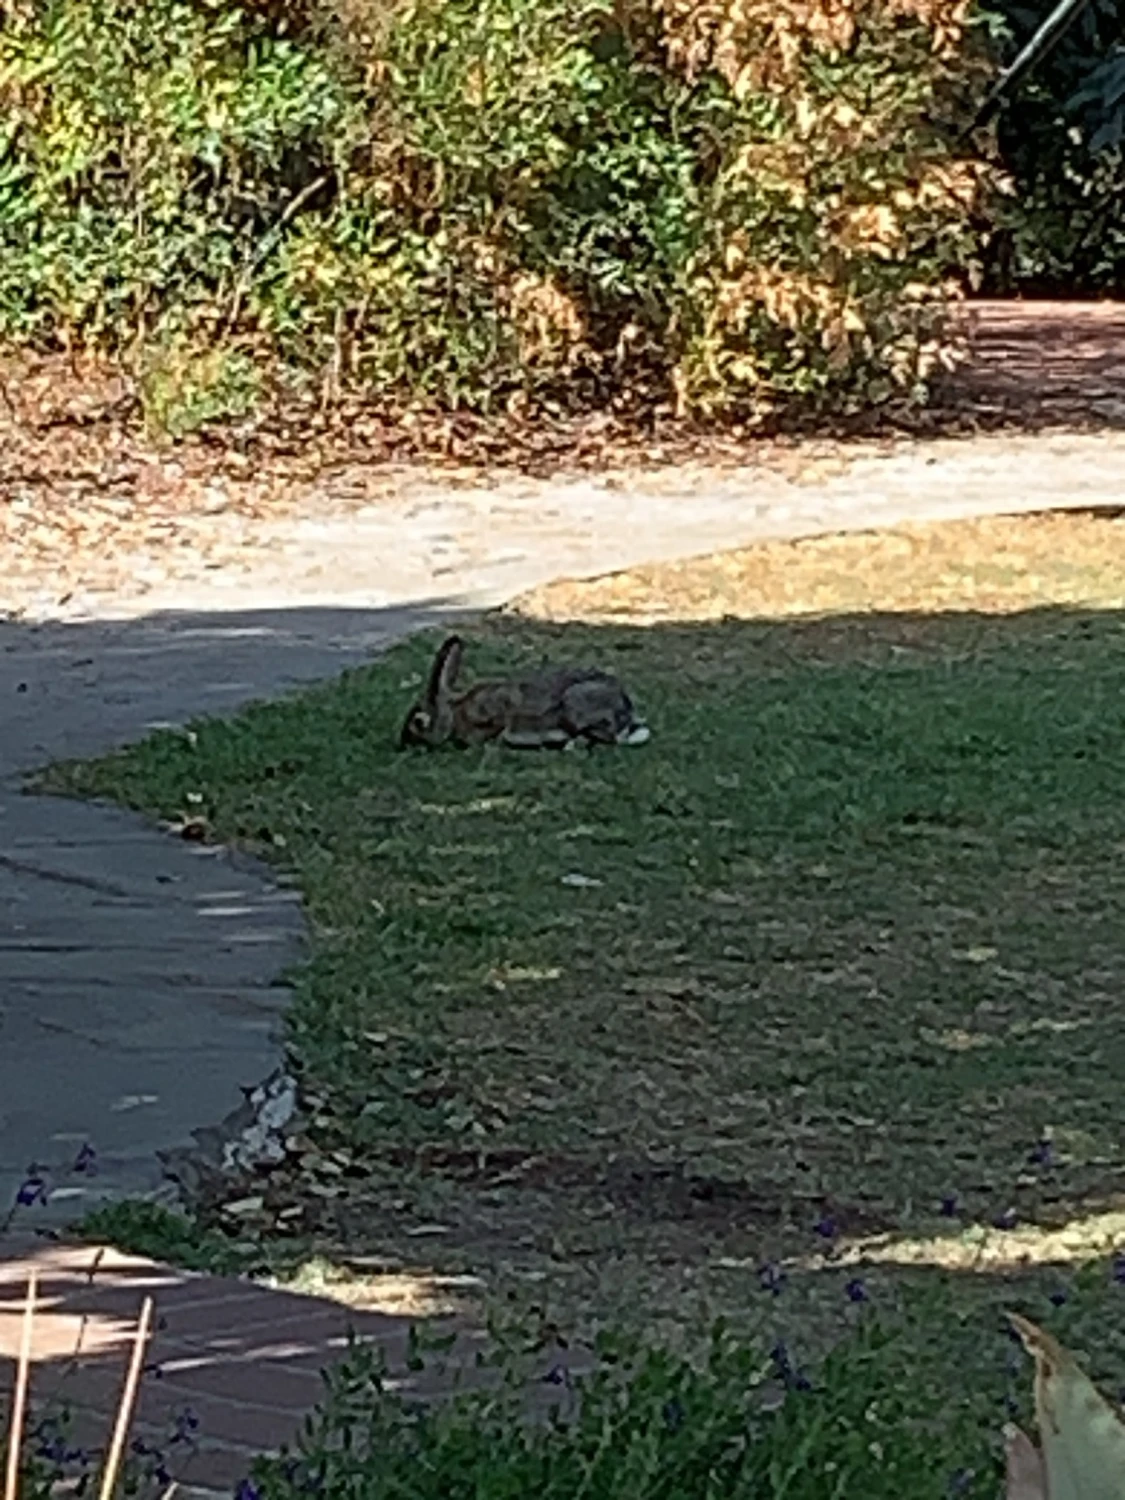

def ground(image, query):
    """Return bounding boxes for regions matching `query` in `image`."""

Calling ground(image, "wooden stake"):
[3,1273,37,1500]
[97,1297,153,1500]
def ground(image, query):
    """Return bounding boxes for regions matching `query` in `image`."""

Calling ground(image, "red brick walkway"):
[949,299,1125,426]
[0,1237,499,1497]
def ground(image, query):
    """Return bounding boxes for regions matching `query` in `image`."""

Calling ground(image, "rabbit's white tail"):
[618,723,651,746]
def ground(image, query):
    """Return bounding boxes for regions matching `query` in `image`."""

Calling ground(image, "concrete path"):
[2,428,1125,1227]
[0,605,434,1224]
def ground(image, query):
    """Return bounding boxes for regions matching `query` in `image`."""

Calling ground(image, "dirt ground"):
[943,300,1125,431]
[2,299,1124,617]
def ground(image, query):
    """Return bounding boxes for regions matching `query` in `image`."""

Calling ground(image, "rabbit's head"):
[398,635,463,748]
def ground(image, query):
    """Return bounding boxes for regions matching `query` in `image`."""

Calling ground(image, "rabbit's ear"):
[426,635,464,706]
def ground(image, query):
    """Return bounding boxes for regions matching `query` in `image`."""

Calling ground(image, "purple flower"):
[1028,1139,1053,1167]
[170,1408,200,1445]
[993,1207,1019,1231]
[34,1429,69,1464]
[541,1363,571,1388]
[814,1214,837,1241]
[769,1341,812,1392]
[72,1143,97,1175]
[663,1398,685,1429]
[235,1482,262,1500]
[16,1173,48,1207]
[32,1424,90,1470]
[1049,1286,1068,1307]
[940,1194,958,1218]
[845,1276,868,1304]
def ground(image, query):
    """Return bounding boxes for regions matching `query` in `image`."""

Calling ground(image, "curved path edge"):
[2,429,1123,1226]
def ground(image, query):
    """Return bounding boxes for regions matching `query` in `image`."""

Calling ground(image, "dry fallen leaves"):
[3,302,1122,618]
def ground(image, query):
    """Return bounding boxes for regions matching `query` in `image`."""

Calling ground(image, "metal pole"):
[968,0,1097,132]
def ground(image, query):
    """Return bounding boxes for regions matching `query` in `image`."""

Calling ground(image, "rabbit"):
[398,634,651,750]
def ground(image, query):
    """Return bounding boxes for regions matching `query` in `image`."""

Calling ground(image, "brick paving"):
[951,299,1125,426]
[0,1237,504,1497]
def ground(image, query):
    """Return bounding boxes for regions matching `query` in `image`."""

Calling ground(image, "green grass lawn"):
[41,601,1125,1486]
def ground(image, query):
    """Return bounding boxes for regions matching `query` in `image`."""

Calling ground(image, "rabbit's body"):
[399,637,650,750]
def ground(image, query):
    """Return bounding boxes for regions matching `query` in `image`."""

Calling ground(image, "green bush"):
[981,0,1125,293]
[0,1,356,341]
[246,1314,1000,1500]
[0,0,993,425]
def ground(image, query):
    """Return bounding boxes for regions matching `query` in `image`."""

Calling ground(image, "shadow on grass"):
[4,594,1125,1493]
[24,599,1124,1290]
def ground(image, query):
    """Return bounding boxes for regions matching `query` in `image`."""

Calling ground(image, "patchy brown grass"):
[514,509,1125,626]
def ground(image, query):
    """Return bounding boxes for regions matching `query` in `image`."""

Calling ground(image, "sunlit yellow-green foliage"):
[0,0,994,427]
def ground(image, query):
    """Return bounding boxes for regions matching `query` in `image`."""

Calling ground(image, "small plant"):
[75,1199,254,1277]
[140,340,262,438]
